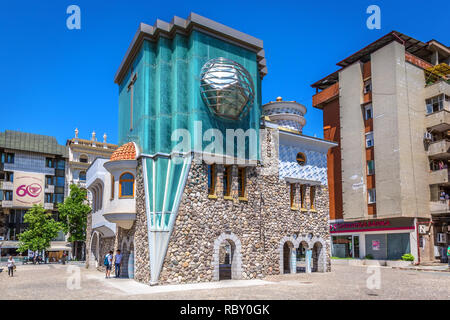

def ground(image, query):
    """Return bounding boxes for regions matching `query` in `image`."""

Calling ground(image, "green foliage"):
[17,205,62,253]
[401,253,414,261]
[58,184,91,243]
[364,254,374,260]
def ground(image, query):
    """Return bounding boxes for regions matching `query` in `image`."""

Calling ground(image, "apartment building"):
[312,31,450,263]
[0,130,70,260]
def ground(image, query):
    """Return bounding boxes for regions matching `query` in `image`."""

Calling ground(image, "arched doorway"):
[312,241,325,272]
[219,240,233,280]
[283,241,295,274]
[89,232,99,268]
[120,236,134,279]
[213,233,242,281]
[296,241,309,273]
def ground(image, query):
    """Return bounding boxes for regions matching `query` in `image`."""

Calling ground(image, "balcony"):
[424,80,450,100]
[425,109,450,132]
[312,82,339,108]
[430,200,450,215]
[1,200,13,208]
[103,212,136,229]
[428,140,450,159]
[45,185,55,193]
[0,181,13,190]
[44,203,54,210]
[429,168,450,185]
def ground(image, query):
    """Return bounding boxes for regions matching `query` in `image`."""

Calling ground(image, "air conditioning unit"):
[424,132,432,141]
[437,233,447,244]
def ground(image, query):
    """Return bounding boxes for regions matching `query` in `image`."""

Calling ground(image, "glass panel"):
[121,173,134,180]
[121,181,133,196]
[332,236,354,258]
[56,176,65,186]
[57,160,65,169]
[353,236,360,258]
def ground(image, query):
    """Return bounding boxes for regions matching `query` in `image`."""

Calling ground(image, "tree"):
[17,205,62,254]
[58,184,91,259]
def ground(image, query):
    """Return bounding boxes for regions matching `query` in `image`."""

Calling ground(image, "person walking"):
[447,244,450,269]
[104,251,113,278]
[7,255,15,277]
[114,250,123,278]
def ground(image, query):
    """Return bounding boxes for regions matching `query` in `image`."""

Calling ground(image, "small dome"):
[110,142,136,161]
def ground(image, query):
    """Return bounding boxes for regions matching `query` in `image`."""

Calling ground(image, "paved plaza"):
[0,262,449,300]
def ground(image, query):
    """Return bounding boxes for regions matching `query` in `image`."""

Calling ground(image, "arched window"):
[296,152,307,166]
[119,172,134,198]
[79,171,86,181]
[79,155,88,163]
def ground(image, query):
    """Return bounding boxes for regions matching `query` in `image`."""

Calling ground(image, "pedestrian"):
[114,250,123,278]
[447,244,450,269]
[104,250,113,278]
[7,255,15,277]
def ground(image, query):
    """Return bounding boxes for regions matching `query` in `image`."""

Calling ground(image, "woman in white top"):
[7,255,15,277]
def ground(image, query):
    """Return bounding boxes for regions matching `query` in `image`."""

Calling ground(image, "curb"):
[392,267,450,273]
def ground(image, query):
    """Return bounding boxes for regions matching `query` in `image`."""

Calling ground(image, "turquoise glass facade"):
[116,29,262,284]
[118,30,262,158]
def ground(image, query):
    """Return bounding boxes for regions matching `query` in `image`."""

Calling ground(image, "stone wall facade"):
[87,127,331,285]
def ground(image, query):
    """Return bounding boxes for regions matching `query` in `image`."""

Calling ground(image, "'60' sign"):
[16,183,43,198]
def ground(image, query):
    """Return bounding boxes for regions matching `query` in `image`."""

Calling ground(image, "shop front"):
[330,218,418,260]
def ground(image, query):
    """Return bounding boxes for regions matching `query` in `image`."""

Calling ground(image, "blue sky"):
[0,0,448,145]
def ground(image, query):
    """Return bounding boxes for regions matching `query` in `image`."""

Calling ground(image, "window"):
[79,171,86,181]
[45,193,53,203]
[54,193,64,204]
[364,104,373,120]
[299,184,306,210]
[79,155,88,163]
[207,165,216,196]
[426,94,445,114]
[110,174,115,200]
[296,152,307,166]
[367,160,375,175]
[5,153,14,164]
[46,158,54,168]
[365,132,374,148]
[223,166,231,197]
[0,190,2,201]
[4,191,13,201]
[5,172,13,182]
[368,188,376,204]
[363,80,372,94]
[119,172,134,198]
[45,176,53,187]
[56,160,65,169]
[56,176,65,187]
[290,184,297,209]
[310,186,316,211]
[238,167,246,199]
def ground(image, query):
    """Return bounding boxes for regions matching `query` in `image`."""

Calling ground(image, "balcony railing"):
[430,200,450,214]
[45,185,55,193]
[428,139,450,158]
[1,200,13,208]
[312,82,339,108]
[425,109,450,132]
[429,168,450,185]
[0,181,13,190]
[44,203,54,210]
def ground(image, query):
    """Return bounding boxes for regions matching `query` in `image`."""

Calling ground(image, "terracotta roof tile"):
[110,142,136,161]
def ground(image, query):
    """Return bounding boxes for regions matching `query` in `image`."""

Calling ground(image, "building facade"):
[312,31,450,263]
[66,129,117,194]
[0,130,69,260]
[85,13,336,285]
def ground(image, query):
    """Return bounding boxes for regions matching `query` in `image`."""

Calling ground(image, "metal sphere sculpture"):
[200,57,255,120]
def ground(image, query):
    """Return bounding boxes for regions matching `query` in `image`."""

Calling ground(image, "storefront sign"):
[330,219,415,234]
[330,220,391,232]
[13,171,45,207]
[372,240,380,251]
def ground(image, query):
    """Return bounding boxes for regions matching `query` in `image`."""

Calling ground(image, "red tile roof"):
[110,142,136,161]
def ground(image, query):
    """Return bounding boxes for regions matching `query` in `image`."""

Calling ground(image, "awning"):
[0,241,19,249]
[46,242,71,252]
